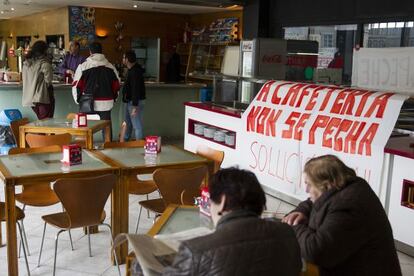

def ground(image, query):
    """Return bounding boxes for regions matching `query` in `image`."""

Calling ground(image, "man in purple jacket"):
[59,41,86,82]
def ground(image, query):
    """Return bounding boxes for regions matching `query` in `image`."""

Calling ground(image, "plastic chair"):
[26,133,72,148]
[37,174,120,276]
[103,140,159,233]
[0,202,31,275]
[10,117,29,146]
[9,145,63,257]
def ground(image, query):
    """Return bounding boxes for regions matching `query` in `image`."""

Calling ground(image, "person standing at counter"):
[282,155,402,276]
[122,50,146,140]
[58,40,85,83]
[72,42,120,140]
[22,40,54,119]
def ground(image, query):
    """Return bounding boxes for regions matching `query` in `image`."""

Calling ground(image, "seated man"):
[163,167,302,276]
[283,155,402,276]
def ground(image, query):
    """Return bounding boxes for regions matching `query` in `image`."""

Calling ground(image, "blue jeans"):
[124,101,145,141]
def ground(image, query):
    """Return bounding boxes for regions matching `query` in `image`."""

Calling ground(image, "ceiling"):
[0,0,244,19]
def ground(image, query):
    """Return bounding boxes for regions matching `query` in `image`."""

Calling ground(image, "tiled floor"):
[1,189,414,275]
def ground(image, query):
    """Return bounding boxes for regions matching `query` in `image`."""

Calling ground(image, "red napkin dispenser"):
[62,144,82,166]
[76,113,87,127]
[145,136,161,154]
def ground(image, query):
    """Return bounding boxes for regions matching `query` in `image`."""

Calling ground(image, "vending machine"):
[239,38,318,102]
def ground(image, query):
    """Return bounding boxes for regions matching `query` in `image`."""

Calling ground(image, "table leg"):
[19,130,26,148]
[86,130,93,150]
[5,184,18,275]
[111,173,128,264]
[104,125,111,143]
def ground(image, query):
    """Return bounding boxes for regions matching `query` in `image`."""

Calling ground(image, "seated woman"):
[163,167,302,276]
[283,155,401,276]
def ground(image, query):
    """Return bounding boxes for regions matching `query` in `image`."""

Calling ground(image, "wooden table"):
[19,118,111,149]
[126,204,320,276]
[94,145,215,267]
[0,150,120,276]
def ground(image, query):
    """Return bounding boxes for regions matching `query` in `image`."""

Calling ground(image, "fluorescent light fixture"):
[407,21,414,28]
[396,22,405,28]
[379,23,387,28]
[372,23,379,29]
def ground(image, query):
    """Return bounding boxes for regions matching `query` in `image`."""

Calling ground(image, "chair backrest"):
[10,118,29,145]
[8,145,62,155]
[153,166,208,205]
[53,174,116,228]
[104,140,145,149]
[66,113,76,120]
[196,145,224,172]
[26,133,72,148]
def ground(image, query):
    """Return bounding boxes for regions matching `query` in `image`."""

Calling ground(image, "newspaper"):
[114,227,213,276]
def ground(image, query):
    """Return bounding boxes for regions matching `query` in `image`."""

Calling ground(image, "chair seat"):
[129,178,158,195]
[139,198,166,214]
[42,210,106,229]
[0,202,25,221]
[16,188,60,207]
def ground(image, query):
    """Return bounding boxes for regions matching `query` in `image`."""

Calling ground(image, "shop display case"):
[186,42,238,81]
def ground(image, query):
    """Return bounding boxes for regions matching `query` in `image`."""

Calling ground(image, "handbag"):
[78,93,94,113]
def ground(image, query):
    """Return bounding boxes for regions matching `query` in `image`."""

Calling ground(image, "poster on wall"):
[352,47,414,96]
[69,6,96,49]
[239,81,407,200]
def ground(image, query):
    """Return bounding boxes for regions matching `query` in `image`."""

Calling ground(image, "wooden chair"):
[103,140,159,233]
[196,145,224,173]
[9,145,63,257]
[0,202,30,275]
[10,117,29,146]
[26,133,72,148]
[37,174,120,276]
[136,166,208,230]
[67,113,100,147]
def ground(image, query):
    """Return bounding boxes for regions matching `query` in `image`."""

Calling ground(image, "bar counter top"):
[0,81,206,89]
[385,136,414,159]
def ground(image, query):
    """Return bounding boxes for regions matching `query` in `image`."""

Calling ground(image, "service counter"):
[0,82,205,141]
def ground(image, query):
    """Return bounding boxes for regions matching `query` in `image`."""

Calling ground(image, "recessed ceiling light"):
[0,11,4,14]
[11,7,15,11]
[133,4,138,8]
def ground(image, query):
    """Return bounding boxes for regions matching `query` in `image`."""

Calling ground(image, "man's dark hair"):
[209,167,266,215]
[89,42,102,54]
[25,40,48,59]
[124,50,137,63]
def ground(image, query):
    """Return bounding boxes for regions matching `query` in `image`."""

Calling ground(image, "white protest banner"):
[238,81,407,200]
[352,47,414,96]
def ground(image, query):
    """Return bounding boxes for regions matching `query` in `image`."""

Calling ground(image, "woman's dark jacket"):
[163,210,302,276]
[293,176,401,276]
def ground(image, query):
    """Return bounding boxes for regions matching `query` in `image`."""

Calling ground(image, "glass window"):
[284,25,357,84]
[363,23,403,48]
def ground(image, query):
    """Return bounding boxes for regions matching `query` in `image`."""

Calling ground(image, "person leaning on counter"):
[282,155,402,276]
[58,40,86,82]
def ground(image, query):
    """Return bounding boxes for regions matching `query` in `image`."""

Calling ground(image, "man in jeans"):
[122,50,146,140]
[72,42,120,140]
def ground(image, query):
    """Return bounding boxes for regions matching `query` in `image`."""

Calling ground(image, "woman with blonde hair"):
[283,155,401,276]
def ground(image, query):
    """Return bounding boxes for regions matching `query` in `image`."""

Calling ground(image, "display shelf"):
[188,118,236,149]
[186,42,238,82]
